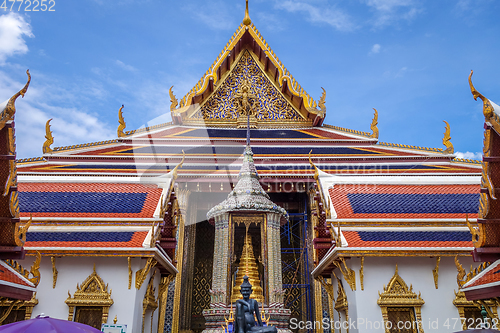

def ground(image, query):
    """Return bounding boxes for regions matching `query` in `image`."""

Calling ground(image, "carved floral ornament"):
[66,265,113,324]
[186,51,312,127]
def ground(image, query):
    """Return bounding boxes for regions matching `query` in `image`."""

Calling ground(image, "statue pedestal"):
[201,305,229,332]
[201,303,292,333]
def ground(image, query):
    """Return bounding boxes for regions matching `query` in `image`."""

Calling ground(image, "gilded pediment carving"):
[186,51,310,127]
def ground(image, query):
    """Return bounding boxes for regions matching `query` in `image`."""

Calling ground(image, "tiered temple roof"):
[0,71,37,300]
[12,3,484,304]
[460,72,500,300]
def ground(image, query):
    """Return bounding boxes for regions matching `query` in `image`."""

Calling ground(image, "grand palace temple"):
[2,2,500,333]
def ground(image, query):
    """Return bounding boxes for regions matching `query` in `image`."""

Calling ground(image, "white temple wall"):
[20,255,159,332]
[336,256,488,333]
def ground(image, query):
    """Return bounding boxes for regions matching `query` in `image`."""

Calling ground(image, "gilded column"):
[158,275,175,333]
[180,197,197,330]
[171,189,191,333]
[314,279,324,333]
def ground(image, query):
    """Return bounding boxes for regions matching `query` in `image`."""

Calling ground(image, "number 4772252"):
[1,0,55,11]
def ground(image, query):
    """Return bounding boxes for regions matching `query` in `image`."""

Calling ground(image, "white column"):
[211,213,230,305]
[266,213,283,304]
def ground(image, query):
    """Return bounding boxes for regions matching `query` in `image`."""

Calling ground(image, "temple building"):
[0,70,41,324]
[3,2,496,333]
[457,72,500,317]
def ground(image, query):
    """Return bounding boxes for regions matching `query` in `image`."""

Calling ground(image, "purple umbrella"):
[0,315,102,332]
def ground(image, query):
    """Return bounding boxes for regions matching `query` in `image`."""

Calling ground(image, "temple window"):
[377,265,425,333]
[66,266,113,329]
[386,307,418,333]
[334,279,348,333]
[142,273,158,333]
[74,306,103,329]
[453,290,498,330]
[0,294,38,325]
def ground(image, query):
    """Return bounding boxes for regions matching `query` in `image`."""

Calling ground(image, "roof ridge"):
[177,23,317,111]
[16,157,45,164]
[451,158,481,164]
[51,139,119,153]
[19,122,175,159]
[124,121,173,136]
[377,141,443,153]
[322,124,372,138]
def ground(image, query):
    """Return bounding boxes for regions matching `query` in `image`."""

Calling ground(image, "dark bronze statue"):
[234,276,277,333]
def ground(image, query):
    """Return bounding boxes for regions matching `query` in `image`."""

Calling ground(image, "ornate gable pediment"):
[186,51,309,127]
[170,21,326,128]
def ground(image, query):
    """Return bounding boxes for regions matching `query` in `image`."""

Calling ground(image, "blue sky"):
[0,0,499,159]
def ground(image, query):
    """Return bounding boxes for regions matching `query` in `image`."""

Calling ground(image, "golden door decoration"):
[190,51,307,124]
[66,266,114,327]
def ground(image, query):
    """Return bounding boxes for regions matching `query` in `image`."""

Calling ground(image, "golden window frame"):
[142,273,158,333]
[0,293,38,325]
[334,278,349,332]
[453,290,498,330]
[377,265,425,333]
[65,266,113,325]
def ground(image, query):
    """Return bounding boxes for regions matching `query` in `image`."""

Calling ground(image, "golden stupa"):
[231,232,264,303]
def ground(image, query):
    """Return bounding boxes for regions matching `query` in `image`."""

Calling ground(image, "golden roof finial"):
[43,118,54,154]
[243,0,251,26]
[469,70,496,120]
[169,86,178,111]
[117,105,126,138]
[442,120,454,154]
[29,251,42,287]
[15,213,32,247]
[308,149,319,181]
[318,87,326,111]
[370,108,379,139]
[171,150,185,179]
[0,69,31,131]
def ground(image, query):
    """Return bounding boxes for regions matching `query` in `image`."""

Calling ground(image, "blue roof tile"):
[26,232,135,242]
[357,231,471,242]
[19,192,147,213]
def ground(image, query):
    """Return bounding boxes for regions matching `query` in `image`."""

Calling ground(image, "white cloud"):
[116,60,137,72]
[275,1,355,31]
[185,1,236,30]
[370,43,381,54]
[0,69,115,158]
[395,66,408,77]
[364,0,421,27]
[257,12,286,32]
[0,13,33,65]
[455,151,482,160]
